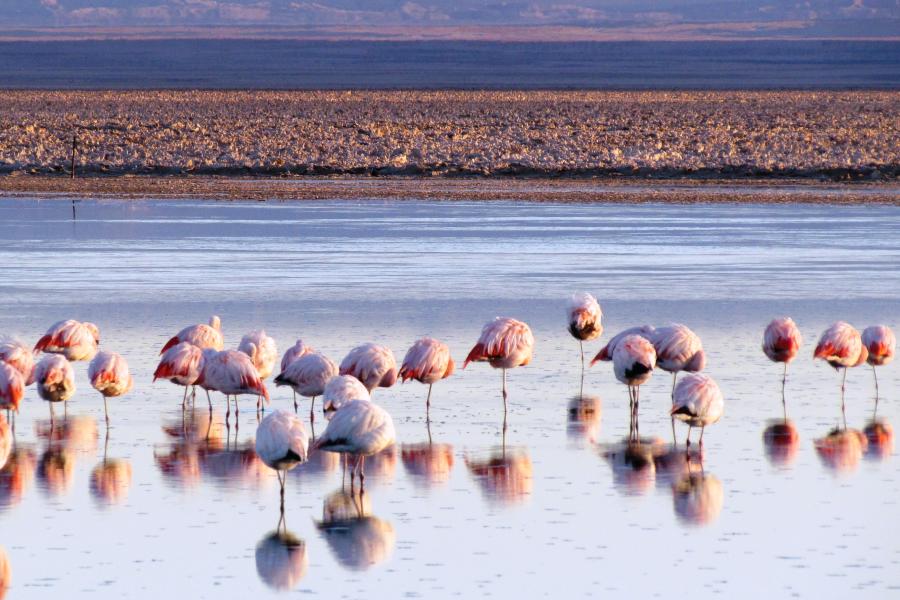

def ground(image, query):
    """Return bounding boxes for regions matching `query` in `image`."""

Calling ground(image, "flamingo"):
[154,342,205,409]
[464,317,534,413]
[314,399,396,491]
[339,343,398,393]
[160,316,223,354]
[399,337,454,420]
[0,363,24,429]
[239,330,278,380]
[762,317,803,399]
[88,351,134,425]
[861,325,895,398]
[274,353,338,418]
[280,340,315,373]
[256,409,309,505]
[814,321,867,428]
[566,292,603,370]
[591,326,655,365]
[612,334,656,440]
[321,375,370,420]
[34,355,76,423]
[34,319,99,361]
[650,324,706,443]
[670,373,724,449]
[195,349,270,420]
[0,340,36,386]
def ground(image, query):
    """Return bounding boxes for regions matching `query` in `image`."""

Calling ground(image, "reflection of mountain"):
[672,472,724,526]
[316,489,395,571]
[762,420,800,467]
[567,395,601,446]
[466,448,532,505]
[255,530,308,591]
[863,420,894,460]
[0,448,36,509]
[401,442,454,486]
[90,459,133,505]
[815,428,868,473]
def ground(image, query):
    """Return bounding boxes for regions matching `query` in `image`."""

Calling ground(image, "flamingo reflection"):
[255,526,308,591]
[0,545,9,600]
[863,419,894,460]
[466,447,532,505]
[401,419,454,487]
[0,447,36,509]
[762,420,800,466]
[603,438,667,496]
[814,428,868,473]
[316,488,395,571]
[566,394,601,446]
[671,459,724,526]
[154,408,226,489]
[0,416,10,471]
[37,446,75,495]
[90,428,132,506]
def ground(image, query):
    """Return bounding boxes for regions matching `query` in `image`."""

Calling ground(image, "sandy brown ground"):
[1,175,898,204]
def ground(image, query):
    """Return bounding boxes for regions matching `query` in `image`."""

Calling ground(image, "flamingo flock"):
[0,300,895,502]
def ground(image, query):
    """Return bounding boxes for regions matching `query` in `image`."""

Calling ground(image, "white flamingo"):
[89,351,134,425]
[399,337,454,419]
[314,400,396,491]
[670,373,724,449]
[566,292,603,370]
[34,319,99,361]
[239,330,278,380]
[256,409,309,504]
[339,343,398,393]
[160,316,223,354]
[274,353,338,418]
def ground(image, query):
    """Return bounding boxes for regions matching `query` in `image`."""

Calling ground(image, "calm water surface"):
[0,197,898,598]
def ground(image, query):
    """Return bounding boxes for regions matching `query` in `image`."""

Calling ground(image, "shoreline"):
[2,175,898,203]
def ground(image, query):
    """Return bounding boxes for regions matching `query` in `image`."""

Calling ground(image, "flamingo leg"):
[205,388,212,412]
[235,395,240,416]
[425,384,433,422]
[49,402,55,430]
[670,373,677,445]
[699,425,705,449]
[840,367,848,430]
[309,396,316,424]
[359,455,366,492]
[181,385,188,409]
[686,425,692,448]
[103,395,110,425]
[634,385,640,440]
[225,394,231,419]
[501,368,508,414]
[292,390,297,413]
[872,365,879,400]
[579,340,584,374]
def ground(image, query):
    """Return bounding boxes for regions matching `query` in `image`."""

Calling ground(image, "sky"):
[1,0,898,38]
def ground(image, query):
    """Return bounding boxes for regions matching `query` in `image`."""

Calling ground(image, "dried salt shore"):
[0,90,897,180]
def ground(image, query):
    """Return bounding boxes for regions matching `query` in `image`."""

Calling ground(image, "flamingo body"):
[339,343,398,392]
[256,410,309,472]
[670,373,724,429]
[315,400,396,457]
[196,350,270,401]
[238,330,278,380]
[89,351,134,398]
[591,326,655,365]
[275,353,338,397]
[399,338,454,385]
[566,292,603,341]
[321,375,370,419]
[814,322,865,369]
[280,339,315,373]
[34,355,76,403]
[154,341,204,386]
[160,316,223,354]
[0,340,36,386]
[862,325,895,366]
[464,317,534,370]
[613,335,657,386]
[0,363,24,412]
[34,319,99,361]
[651,324,705,373]
[762,317,802,363]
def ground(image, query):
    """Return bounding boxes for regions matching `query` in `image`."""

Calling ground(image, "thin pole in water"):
[71,132,77,179]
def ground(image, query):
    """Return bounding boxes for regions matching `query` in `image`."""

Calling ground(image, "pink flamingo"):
[814,321,867,428]
[34,319,99,361]
[566,292,603,370]
[160,316,223,354]
[274,353,338,418]
[239,330,278,380]
[34,355,76,423]
[0,363,24,429]
[314,400,396,491]
[89,351,134,425]
[339,344,398,393]
[399,337,454,419]
[612,334,656,440]
[0,340,36,386]
[650,324,706,442]
[321,375,370,420]
[591,326,655,365]
[195,349,270,420]
[154,342,205,408]
[670,373,724,449]
[762,317,803,399]
[256,409,309,504]
[464,317,534,412]
[861,325,895,398]
[280,340,315,373]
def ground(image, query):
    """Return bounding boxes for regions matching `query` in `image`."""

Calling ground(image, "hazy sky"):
[2,0,898,35]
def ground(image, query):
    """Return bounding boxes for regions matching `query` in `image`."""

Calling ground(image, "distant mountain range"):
[1,0,898,39]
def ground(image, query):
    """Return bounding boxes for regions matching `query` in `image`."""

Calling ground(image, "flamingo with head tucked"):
[195,349,270,421]
[321,375,370,421]
[34,319,99,361]
[670,373,724,449]
[650,324,706,442]
[314,400,396,491]
[612,334,656,440]
[239,330,278,381]
[274,353,338,419]
[154,342,206,409]
[34,355,76,423]
[256,409,309,505]
[814,321,867,428]
[0,340,35,386]
[89,351,134,425]
[566,293,603,370]
[399,337,454,420]
[762,317,803,399]
[160,316,223,354]
[339,343,398,393]
[280,340,315,374]
[591,326,655,365]
[0,363,24,428]
[861,325,895,398]
[464,317,534,413]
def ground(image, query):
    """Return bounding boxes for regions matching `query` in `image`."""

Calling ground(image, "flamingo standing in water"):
[274,353,338,418]
[670,373,724,449]
[315,400,396,491]
[762,317,803,401]
[154,342,205,409]
[195,349,270,420]
[256,409,309,505]
[399,337,454,420]
[339,344,398,394]
[0,363,24,429]
[0,340,36,386]
[464,317,534,413]
[239,330,278,381]
[814,321,867,428]
[321,375,370,420]
[34,319,99,361]
[34,355,76,423]
[591,326,655,365]
[650,324,706,442]
[160,316,223,354]
[89,351,134,425]
[861,325,895,398]
[280,340,315,373]
[566,292,603,371]
[612,334,656,440]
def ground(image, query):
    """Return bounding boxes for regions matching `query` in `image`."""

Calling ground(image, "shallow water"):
[0,197,898,598]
